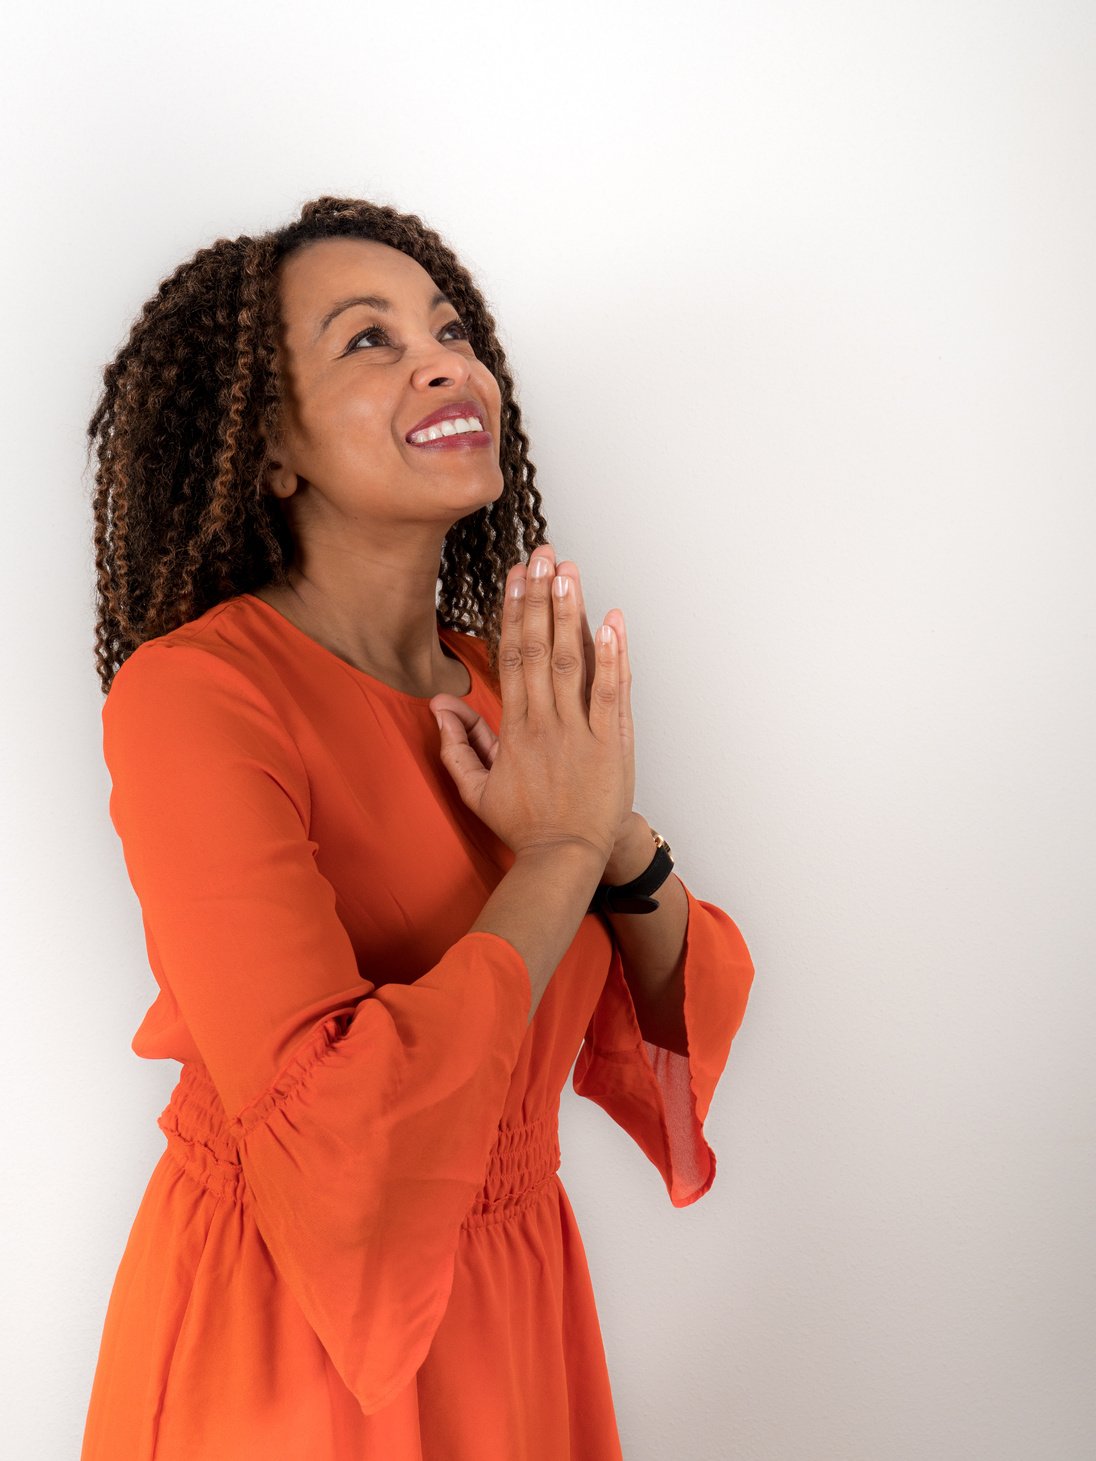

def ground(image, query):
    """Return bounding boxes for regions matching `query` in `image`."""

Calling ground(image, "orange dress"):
[80,591,755,1461]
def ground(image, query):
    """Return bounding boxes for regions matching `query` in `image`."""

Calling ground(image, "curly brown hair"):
[86,194,551,696]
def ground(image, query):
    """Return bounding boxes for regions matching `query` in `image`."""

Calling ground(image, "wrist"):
[514,838,609,879]
[603,814,655,885]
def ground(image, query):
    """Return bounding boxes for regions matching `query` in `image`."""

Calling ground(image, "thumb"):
[433,708,488,807]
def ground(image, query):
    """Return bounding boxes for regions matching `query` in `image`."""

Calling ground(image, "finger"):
[556,558,595,712]
[429,695,499,768]
[432,707,489,806]
[522,543,558,723]
[498,560,529,728]
[588,617,620,741]
[606,609,634,763]
[550,569,587,723]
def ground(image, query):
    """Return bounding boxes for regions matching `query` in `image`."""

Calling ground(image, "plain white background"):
[2,1,1093,1456]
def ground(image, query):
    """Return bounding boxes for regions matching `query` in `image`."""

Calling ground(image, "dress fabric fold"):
[80,591,755,1460]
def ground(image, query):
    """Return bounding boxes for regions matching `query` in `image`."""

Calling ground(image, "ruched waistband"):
[462,1106,561,1230]
[157,1061,561,1228]
[157,1062,248,1203]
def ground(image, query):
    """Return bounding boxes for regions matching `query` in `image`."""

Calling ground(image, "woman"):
[80,194,756,1460]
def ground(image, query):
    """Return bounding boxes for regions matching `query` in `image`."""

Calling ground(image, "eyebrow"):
[316,289,452,341]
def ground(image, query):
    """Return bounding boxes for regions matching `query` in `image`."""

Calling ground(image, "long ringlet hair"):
[86,194,550,695]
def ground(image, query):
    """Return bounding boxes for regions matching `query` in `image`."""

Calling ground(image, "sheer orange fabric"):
[80,592,755,1460]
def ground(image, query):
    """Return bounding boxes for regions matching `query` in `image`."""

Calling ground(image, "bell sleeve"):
[101,639,532,1416]
[572,878,754,1208]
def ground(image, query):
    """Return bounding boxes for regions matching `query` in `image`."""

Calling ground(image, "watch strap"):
[588,830,674,916]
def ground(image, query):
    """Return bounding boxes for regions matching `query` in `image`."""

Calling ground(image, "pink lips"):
[405,399,486,440]
[405,398,492,452]
[408,431,492,453]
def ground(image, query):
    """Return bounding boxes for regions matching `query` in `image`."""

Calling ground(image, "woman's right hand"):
[432,544,630,866]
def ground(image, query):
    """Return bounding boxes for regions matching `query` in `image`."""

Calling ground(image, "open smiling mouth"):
[406,413,492,451]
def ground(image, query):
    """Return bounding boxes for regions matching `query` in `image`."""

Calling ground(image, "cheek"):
[306,381,397,452]
[471,367,503,422]
[475,362,501,399]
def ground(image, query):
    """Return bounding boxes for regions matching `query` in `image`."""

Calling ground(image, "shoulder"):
[104,600,308,795]
[107,597,279,715]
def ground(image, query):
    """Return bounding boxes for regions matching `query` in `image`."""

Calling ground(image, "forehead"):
[277,237,441,333]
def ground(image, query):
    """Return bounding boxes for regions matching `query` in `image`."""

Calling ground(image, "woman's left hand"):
[431,553,641,882]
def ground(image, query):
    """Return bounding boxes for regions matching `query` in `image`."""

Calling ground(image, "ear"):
[259,431,299,501]
[264,461,299,501]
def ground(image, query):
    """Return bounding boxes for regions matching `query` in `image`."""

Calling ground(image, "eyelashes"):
[345,318,470,353]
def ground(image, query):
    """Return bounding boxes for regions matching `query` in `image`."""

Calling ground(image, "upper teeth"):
[409,415,484,444]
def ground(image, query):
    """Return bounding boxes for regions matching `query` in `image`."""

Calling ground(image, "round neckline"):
[238,592,475,703]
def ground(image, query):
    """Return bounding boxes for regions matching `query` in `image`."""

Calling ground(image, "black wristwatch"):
[588,828,674,916]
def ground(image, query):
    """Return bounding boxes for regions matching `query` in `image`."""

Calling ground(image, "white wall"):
[3,1,1092,1456]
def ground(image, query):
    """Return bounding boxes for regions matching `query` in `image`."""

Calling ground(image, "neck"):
[260,535,465,695]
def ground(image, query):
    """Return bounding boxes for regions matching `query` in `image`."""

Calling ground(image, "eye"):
[345,317,471,353]
[345,325,391,352]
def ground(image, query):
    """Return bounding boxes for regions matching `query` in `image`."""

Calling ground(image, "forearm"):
[470,842,607,1025]
[601,814,690,1056]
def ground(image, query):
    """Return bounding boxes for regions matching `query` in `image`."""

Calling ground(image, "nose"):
[410,334,472,391]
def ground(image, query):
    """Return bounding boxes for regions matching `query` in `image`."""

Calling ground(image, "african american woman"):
[79,194,756,1461]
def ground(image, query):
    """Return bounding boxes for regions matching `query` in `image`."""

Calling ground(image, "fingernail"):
[530,556,550,579]
[552,574,570,598]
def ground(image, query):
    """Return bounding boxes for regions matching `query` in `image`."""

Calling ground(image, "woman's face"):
[265,236,505,531]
